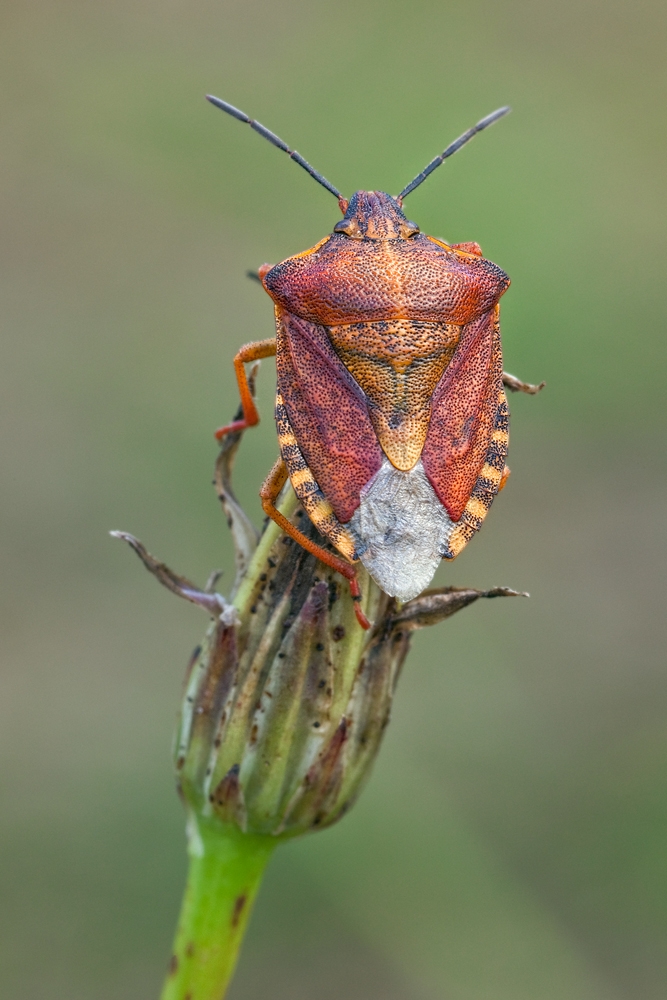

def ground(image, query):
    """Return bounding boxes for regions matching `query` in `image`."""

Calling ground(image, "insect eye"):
[400,220,420,238]
[333,218,363,239]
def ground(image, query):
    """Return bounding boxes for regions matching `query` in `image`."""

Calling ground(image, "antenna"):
[397,106,511,202]
[206,95,344,203]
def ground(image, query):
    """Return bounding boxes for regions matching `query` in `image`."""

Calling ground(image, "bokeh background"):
[2,1,666,997]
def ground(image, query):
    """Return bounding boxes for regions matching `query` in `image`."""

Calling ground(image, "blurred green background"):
[2,0,666,997]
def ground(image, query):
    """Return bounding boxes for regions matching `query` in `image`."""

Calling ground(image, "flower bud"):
[114,400,525,841]
[174,497,407,838]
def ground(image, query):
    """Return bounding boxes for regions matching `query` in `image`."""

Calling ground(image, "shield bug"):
[208,95,533,629]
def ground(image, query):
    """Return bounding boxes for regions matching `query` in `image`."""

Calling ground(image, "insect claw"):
[353,604,372,630]
[502,372,546,395]
[215,419,247,441]
[348,574,372,630]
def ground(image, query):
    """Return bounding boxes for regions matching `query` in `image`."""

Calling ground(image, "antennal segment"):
[398,106,511,202]
[206,95,343,202]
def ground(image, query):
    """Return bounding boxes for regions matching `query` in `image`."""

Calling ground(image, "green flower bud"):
[113,419,524,840]
[175,499,402,838]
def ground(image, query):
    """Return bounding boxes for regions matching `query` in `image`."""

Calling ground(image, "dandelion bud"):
[113,404,525,1000]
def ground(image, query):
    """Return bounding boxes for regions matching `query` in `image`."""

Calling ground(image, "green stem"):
[160,815,276,1000]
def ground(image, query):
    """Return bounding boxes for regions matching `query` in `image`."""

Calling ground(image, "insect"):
[208,95,540,629]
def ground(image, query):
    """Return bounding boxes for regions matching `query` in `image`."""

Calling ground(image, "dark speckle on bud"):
[328,582,339,609]
[231,895,247,928]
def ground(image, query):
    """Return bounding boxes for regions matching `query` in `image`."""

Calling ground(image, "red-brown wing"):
[421,306,503,521]
[275,307,382,524]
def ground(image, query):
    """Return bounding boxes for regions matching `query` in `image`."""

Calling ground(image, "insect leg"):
[260,458,371,631]
[499,465,511,491]
[451,241,483,256]
[215,338,277,440]
[502,372,545,395]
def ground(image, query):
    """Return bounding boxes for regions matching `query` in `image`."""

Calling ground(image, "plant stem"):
[160,814,275,1000]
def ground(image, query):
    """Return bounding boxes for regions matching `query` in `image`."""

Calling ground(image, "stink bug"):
[208,95,538,629]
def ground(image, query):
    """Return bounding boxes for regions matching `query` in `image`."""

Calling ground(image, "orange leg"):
[499,465,511,491]
[215,338,277,440]
[260,458,371,631]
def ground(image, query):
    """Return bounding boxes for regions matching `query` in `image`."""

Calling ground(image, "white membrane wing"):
[348,459,454,602]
